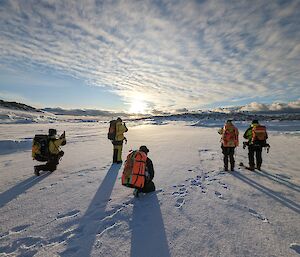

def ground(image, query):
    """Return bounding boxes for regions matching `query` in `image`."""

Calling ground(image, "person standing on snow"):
[112,117,128,164]
[218,120,239,171]
[243,120,268,171]
[34,129,66,176]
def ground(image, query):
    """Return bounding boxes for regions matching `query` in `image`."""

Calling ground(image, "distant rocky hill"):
[0,99,40,112]
[42,107,126,117]
[135,110,300,122]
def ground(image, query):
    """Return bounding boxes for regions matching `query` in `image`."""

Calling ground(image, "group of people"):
[218,119,269,171]
[32,117,156,196]
[109,117,155,196]
[32,118,269,196]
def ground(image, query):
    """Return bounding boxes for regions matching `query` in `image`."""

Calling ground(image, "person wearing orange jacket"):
[218,120,239,171]
[133,145,155,197]
[112,117,128,164]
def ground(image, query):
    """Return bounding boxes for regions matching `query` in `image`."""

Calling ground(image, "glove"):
[60,131,66,139]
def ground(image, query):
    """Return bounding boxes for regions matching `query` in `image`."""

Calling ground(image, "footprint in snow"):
[215,191,225,200]
[11,224,31,233]
[173,184,185,188]
[290,243,300,254]
[156,188,164,194]
[218,181,229,189]
[56,210,80,220]
[175,198,185,208]
[0,231,9,238]
[248,208,269,223]
[190,178,202,187]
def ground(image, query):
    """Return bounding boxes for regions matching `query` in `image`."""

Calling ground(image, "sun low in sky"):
[0,0,299,113]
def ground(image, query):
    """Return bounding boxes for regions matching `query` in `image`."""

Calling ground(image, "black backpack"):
[107,120,117,140]
[32,135,50,162]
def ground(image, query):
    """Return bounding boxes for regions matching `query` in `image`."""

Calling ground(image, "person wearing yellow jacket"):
[112,117,128,164]
[243,120,268,171]
[34,129,66,176]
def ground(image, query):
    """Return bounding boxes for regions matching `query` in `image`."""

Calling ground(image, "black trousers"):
[140,181,156,193]
[248,145,262,169]
[34,154,61,172]
[221,146,235,169]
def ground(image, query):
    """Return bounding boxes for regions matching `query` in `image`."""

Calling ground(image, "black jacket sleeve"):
[146,158,154,181]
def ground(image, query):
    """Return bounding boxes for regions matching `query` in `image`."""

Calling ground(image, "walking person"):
[218,120,239,171]
[243,120,268,171]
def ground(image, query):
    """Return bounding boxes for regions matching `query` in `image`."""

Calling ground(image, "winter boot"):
[34,166,40,176]
[133,188,139,198]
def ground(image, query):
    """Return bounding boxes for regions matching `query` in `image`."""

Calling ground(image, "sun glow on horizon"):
[129,98,147,114]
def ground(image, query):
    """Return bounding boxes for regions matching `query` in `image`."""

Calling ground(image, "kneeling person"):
[138,145,155,194]
[121,145,155,197]
[32,129,66,176]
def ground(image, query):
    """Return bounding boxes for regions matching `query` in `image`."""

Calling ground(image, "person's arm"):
[243,127,251,140]
[124,122,128,132]
[54,132,66,147]
[235,127,239,146]
[146,158,154,180]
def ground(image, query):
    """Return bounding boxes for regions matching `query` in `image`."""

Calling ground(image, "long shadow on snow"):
[232,171,300,214]
[255,170,300,193]
[0,171,51,208]
[60,164,121,257]
[130,192,170,257]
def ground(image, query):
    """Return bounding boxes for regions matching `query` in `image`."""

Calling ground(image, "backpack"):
[252,125,267,145]
[107,120,117,140]
[32,135,49,162]
[122,150,147,189]
[222,124,238,147]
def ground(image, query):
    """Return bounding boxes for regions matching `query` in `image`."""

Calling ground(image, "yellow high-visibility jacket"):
[115,121,128,141]
[49,137,66,155]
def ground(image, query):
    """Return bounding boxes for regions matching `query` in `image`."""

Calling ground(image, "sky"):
[0,0,299,113]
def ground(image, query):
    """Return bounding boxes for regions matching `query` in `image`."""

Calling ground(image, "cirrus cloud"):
[0,0,299,111]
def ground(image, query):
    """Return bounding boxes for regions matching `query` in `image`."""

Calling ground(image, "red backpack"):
[122,151,147,189]
[222,123,239,147]
[252,125,267,143]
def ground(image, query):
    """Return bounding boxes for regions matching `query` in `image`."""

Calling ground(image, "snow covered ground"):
[0,120,300,257]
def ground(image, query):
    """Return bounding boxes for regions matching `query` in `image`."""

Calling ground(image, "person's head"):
[117,117,122,122]
[226,119,233,124]
[48,129,57,138]
[252,120,259,125]
[139,145,149,155]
